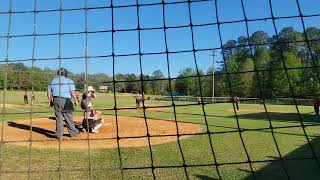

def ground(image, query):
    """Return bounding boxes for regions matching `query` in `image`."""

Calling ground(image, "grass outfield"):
[0,91,320,179]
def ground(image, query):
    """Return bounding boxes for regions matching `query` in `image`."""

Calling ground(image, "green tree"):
[272,27,303,55]
[300,27,320,96]
[125,73,140,93]
[283,51,302,96]
[142,75,152,94]
[202,68,214,97]
[238,58,254,97]
[225,56,241,96]
[151,70,166,95]
[269,51,302,97]
[222,40,237,60]
[175,68,195,96]
[250,31,270,46]
[252,47,272,98]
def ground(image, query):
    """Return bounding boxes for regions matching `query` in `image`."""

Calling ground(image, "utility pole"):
[210,50,215,103]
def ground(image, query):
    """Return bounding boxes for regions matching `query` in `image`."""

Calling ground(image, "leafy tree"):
[0,26,319,98]
[283,51,302,96]
[222,40,237,60]
[125,73,140,93]
[151,70,166,95]
[272,27,303,55]
[252,47,272,98]
[238,58,254,97]
[141,75,152,94]
[250,31,270,46]
[202,68,214,97]
[225,56,241,96]
[175,68,195,96]
[214,74,228,97]
[265,51,302,97]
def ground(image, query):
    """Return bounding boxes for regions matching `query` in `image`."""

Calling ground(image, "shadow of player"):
[48,117,56,120]
[7,121,56,139]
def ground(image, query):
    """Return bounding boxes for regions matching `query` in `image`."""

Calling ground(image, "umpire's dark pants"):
[53,97,79,138]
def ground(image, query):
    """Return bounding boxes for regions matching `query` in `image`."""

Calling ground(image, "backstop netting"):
[0,0,320,179]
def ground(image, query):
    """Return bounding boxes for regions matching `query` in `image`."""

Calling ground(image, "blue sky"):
[0,0,319,77]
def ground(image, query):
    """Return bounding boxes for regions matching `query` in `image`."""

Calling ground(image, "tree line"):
[0,26,319,98]
[216,26,320,98]
[166,26,320,98]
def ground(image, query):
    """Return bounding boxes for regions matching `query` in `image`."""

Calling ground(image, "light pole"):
[210,50,215,103]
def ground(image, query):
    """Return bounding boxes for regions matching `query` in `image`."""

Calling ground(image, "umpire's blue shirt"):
[48,76,75,98]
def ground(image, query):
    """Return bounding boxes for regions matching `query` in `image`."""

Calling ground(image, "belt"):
[53,96,70,99]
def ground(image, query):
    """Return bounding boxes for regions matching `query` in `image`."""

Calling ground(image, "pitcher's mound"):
[3,116,203,149]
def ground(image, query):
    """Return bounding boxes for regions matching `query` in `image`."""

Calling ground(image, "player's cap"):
[87,86,95,92]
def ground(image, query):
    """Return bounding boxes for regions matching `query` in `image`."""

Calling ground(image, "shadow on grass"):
[150,110,227,119]
[243,136,320,180]
[114,112,319,138]
[227,111,320,123]
[194,175,219,180]
[7,121,56,139]
[115,112,237,131]
[143,108,319,125]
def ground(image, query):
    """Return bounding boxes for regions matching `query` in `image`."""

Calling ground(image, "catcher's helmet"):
[57,67,68,77]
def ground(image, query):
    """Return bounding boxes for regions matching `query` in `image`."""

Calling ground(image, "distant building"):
[99,85,108,92]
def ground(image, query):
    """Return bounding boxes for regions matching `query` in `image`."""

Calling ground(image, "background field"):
[0,91,319,179]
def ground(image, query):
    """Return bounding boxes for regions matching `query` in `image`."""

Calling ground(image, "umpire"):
[47,67,80,140]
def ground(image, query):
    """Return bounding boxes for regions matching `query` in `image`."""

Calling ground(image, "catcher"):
[80,86,104,133]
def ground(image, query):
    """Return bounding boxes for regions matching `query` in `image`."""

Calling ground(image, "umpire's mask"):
[57,67,68,77]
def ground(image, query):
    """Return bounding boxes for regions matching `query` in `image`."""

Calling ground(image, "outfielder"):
[234,96,240,112]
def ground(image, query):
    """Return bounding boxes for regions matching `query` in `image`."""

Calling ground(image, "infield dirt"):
[2,115,203,149]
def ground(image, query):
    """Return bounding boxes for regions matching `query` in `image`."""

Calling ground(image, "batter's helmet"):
[57,67,68,77]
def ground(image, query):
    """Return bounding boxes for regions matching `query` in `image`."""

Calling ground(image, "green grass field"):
[0,91,320,179]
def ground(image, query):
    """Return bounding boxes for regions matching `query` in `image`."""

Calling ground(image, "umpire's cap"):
[57,67,68,77]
